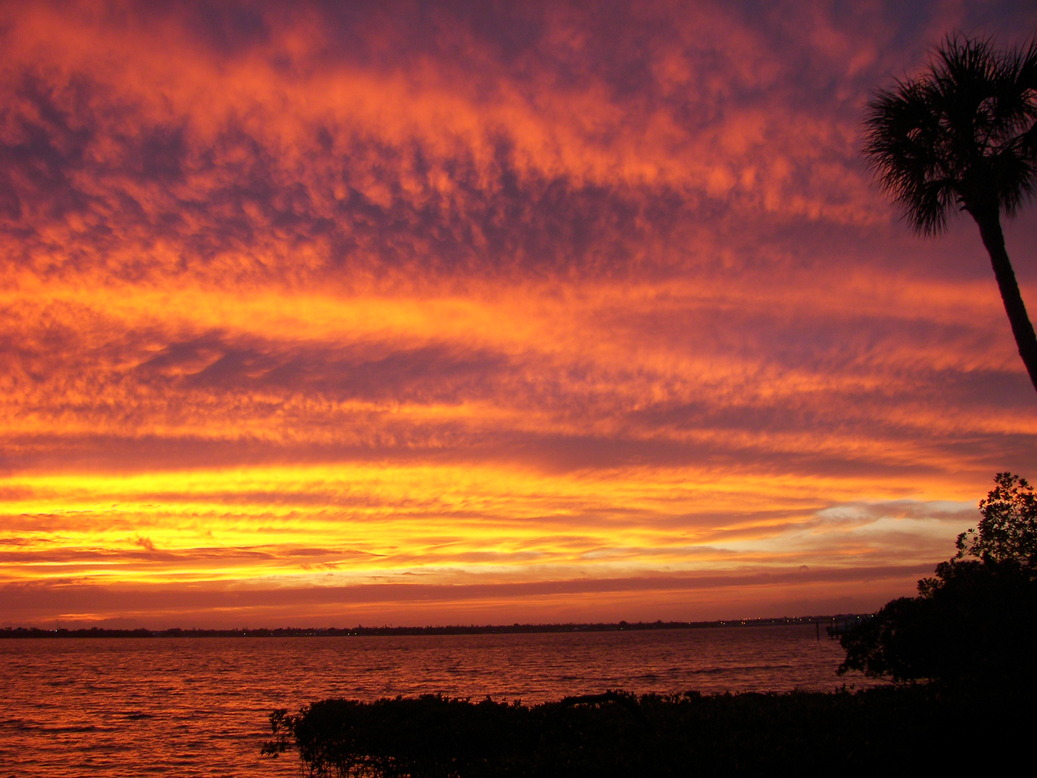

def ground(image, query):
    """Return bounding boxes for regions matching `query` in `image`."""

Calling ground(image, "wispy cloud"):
[2,0,1036,626]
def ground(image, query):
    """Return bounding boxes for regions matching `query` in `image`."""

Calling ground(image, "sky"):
[3,0,1037,629]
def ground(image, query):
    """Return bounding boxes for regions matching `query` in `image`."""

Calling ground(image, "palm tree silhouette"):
[863,34,1037,391]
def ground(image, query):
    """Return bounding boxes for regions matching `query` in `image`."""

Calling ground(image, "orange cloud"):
[2,0,1036,627]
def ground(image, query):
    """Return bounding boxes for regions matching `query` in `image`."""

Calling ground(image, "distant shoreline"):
[0,615,856,639]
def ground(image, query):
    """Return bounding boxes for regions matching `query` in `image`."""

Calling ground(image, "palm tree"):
[863,34,1037,391]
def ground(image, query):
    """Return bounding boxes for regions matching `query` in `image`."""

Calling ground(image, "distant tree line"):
[0,616,831,639]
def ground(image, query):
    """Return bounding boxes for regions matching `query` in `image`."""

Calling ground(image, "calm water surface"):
[0,626,876,777]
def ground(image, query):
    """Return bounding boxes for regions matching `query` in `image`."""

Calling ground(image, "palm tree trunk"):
[972,212,1037,393]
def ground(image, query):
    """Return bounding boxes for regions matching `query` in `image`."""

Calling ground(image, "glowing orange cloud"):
[2,0,1036,627]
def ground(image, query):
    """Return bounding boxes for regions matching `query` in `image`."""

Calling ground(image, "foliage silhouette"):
[839,473,1037,683]
[954,471,1037,567]
[263,687,1023,776]
[862,34,1037,390]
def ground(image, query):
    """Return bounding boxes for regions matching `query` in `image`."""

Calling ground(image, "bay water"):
[0,625,876,777]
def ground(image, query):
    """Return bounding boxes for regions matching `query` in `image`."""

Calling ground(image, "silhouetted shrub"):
[839,473,1037,684]
[263,686,1027,776]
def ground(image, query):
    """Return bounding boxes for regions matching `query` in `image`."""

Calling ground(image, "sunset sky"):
[3,0,1037,629]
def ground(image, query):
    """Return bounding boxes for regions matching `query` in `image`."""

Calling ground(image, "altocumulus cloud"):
[1,0,1036,627]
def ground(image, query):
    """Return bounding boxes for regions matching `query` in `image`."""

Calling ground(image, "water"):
[0,626,874,777]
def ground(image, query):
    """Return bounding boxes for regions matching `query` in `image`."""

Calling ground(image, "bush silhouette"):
[839,473,1037,683]
[263,687,1027,776]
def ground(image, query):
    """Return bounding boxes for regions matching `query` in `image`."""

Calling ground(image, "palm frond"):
[862,33,1037,233]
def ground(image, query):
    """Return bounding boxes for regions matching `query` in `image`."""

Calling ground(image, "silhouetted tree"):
[953,471,1037,569]
[862,34,1037,390]
[839,473,1037,683]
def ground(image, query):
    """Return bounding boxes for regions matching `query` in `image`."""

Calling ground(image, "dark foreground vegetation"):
[262,685,1028,776]
[838,473,1037,685]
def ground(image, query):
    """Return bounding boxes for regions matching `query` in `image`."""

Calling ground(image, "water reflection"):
[0,625,882,776]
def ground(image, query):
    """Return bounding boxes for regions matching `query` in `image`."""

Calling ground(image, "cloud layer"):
[3,0,1037,627]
